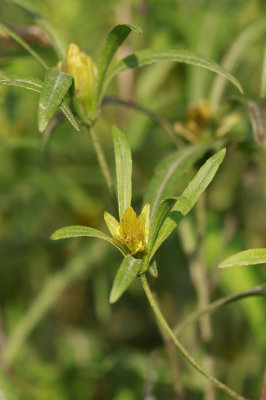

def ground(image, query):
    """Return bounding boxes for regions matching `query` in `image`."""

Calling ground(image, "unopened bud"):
[66,43,97,119]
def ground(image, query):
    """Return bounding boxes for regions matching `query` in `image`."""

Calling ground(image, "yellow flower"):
[65,43,97,118]
[104,204,150,255]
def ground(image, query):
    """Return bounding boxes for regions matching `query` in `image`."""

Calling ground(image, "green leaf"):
[228,96,266,145]
[112,125,132,219]
[8,0,67,60]
[109,255,141,303]
[0,22,48,69]
[91,24,142,114]
[0,73,79,131]
[219,249,266,269]
[51,225,125,255]
[38,67,73,132]
[0,74,43,93]
[106,49,244,95]
[151,148,226,257]
[148,197,176,256]
[60,102,80,131]
[144,142,213,222]
[141,197,176,272]
[210,17,266,106]
[148,259,158,278]
[0,369,20,400]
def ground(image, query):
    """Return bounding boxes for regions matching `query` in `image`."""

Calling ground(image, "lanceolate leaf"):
[92,24,142,114]
[106,49,244,95]
[51,225,125,255]
[8,0,67,60]
[141,197,176,272]
[148,198,176,258]
[0,74,79,131]
[60,102,80,131]
[219,249,266,269]
[148,259,158,278]
[38,67,73,132]
[109,255,141,303]
[144,142,213,222]
[0,75,43,93]
[0,22,48,69]
[0,369,20,400]
[112,125,132,219]
[151,148,226,257]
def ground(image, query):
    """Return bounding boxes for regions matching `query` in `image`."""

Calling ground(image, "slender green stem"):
[174,283,266,336]
[140,274,247,400]
[87,125,115,199]
[102,96,184,148]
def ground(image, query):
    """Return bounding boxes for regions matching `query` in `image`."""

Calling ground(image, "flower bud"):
[65,43,97,119]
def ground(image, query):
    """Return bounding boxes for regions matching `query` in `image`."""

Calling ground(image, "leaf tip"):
[109,290,118,304]
[50,232,57,240]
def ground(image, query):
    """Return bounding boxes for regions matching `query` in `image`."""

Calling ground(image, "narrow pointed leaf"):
[109,255,141,303]
[261,46,266,98]
[8,0,67,60]
[219,249,266,269]
[141,197,176,272]
[112,125,132,219]
[151,148,226,257]
[0,74,79,131]
[0,369,20,400]
[144,142,213,223]
[38,67,73,132]
[51,225,125,255]
[60,102,80,131]
[148,259,158,278]
[148,198,176,257]
[51,225,126,254]
[0,75,43,93]
[92,24,142,113]
[0,22,48,69]
[106,49,243,95]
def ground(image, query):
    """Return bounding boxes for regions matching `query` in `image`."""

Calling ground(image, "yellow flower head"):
[104,204,150,255]
[65,43,97,117]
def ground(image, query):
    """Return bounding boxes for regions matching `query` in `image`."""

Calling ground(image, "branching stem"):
[140,273,247,400]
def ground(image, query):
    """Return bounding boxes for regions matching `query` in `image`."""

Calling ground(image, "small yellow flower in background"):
[174,99,213,142]
[104,204,150,255]
[186,99,213,134]
[65,43,97,117]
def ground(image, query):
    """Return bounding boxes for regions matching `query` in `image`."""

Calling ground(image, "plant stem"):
[174,283,266,335]
[140,273,247,400]
[87,125,115,200]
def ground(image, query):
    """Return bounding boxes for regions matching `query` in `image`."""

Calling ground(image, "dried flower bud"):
[65,43,97,119]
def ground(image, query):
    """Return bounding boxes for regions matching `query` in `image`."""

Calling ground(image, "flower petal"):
[140,203,150,235]
[104,211,119,236]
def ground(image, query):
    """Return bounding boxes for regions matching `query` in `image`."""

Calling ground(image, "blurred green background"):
[0,0,265,399]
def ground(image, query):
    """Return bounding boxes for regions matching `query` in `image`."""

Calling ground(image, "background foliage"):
[0,0,265,399]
